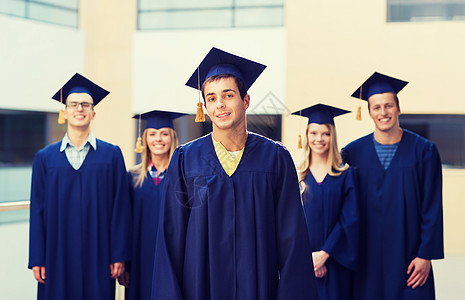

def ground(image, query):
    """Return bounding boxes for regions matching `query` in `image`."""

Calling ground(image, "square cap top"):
[351,72,408,101]
[185,47,266,92]
[52,73,110,105]
[133,110,188,130]
[292,103,350,125]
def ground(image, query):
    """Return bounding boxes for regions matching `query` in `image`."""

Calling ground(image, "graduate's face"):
[146,127,172,157]
[307,123,331,156]
[368,92,401,133]
[203,77,250,133]
[63,93,95,129]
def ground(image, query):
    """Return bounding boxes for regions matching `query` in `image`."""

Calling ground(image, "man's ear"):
[243,94,250,110]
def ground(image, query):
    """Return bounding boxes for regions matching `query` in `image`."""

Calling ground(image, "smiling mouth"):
[216,112,231,119]
[379,117,391,123]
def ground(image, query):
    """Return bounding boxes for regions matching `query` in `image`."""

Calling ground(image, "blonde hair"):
[297,123,348,190]
[131,128,179,188]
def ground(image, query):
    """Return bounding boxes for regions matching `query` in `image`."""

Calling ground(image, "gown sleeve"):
[152,147,189,300]
[321,168,359,270]
[417,143,444,260]
[274,146,318,300]
[28,150,47,269]
[109,146,132,264]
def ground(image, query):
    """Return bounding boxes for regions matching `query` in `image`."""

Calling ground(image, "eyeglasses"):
[66,101,94,111]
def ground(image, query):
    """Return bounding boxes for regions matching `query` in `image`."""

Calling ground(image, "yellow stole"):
[212,135,244,176]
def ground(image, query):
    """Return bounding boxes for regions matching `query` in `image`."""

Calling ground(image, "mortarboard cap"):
[133,110,188,130]
[185,47,267,91]
[292,103,350,125]
[52,73,110,106]
[351,72,408,101]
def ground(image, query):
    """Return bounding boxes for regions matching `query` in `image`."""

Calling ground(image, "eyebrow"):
[205,89,237,97]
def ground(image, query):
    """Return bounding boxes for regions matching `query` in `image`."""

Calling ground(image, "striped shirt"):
[60,132,97,170]
[373,136,399,170]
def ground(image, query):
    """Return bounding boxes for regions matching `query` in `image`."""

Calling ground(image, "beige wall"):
[285,0,465,254]
[80,0,137,167]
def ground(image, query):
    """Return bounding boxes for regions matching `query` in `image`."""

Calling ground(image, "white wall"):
[0,15,84,113]
[132,28,286,115]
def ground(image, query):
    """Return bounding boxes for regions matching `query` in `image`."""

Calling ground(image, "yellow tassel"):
[298,134,302,149]
[195,102,205,123]
[134,137,143,153]
[58,109,65,124]
[356,105,361,120]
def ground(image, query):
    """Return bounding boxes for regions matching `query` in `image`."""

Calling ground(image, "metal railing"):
[0,201,30,212]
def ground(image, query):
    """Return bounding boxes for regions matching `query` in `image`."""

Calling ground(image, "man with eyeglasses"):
[28,73,131,300]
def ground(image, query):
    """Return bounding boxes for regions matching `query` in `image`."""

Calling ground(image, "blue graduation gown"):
[28,140,131,300]
[152,133,318,300]
[125,171,164,300]
[302,168,358,300]
[342,130,444,300]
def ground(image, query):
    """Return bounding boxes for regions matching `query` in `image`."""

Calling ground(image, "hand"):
[117,271,130,287]
[110,262,125,279]
[314,264,327,278]
[312,250,330,272]
[407,257,431,288]
[32,266,46,283]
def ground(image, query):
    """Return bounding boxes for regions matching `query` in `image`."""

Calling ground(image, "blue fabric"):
[302,168,359,300]
[28,140,131,300]
[52,73,109,106]
[351,72,408,101]
[125,171,164,300]
[342,130,444,300]
[292,104,350,125]
[152,132,318,300]
[373,137,399,170]
[185,47,266,91]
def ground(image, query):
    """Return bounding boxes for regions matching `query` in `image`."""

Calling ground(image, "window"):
[0,110,66,166]
[0,110,65,223]
[0,0,79,28]
[399,114,465,168]
[138,0,284,30]
[388,0,465,22]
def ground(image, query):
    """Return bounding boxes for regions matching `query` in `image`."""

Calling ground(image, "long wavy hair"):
[130,128,179,188]
[297,123,348,191]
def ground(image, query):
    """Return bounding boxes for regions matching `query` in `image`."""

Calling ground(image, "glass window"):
[138,0,284,30]
[139,8,233,30]
[0,0,26,17]
[388,0,465,22]
[0,110,65,166]
[0,0,78,28]
[400,114,465,168]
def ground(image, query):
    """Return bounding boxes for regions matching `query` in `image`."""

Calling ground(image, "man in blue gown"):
[152,47,318,300]
[28,73,131,300]
[342,72,444,300]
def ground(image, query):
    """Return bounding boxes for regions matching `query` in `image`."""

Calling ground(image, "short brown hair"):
[367,93,400,112]
[201,74,247,101]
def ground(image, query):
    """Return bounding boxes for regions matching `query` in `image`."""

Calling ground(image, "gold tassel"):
[195,101,205,123]
[134,114,143,153]
[356,85,362,120]
[298,134,303,149]
[135,137,143,153]
[58,109,65,124]
[195,66,205,123]
[58,88,65,124]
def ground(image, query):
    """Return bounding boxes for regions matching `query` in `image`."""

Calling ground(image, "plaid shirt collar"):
[60,132,97,152]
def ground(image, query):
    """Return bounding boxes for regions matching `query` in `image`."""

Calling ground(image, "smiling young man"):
[152,48,318,300]
[28,73,131,300]
[342,72,444,300]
